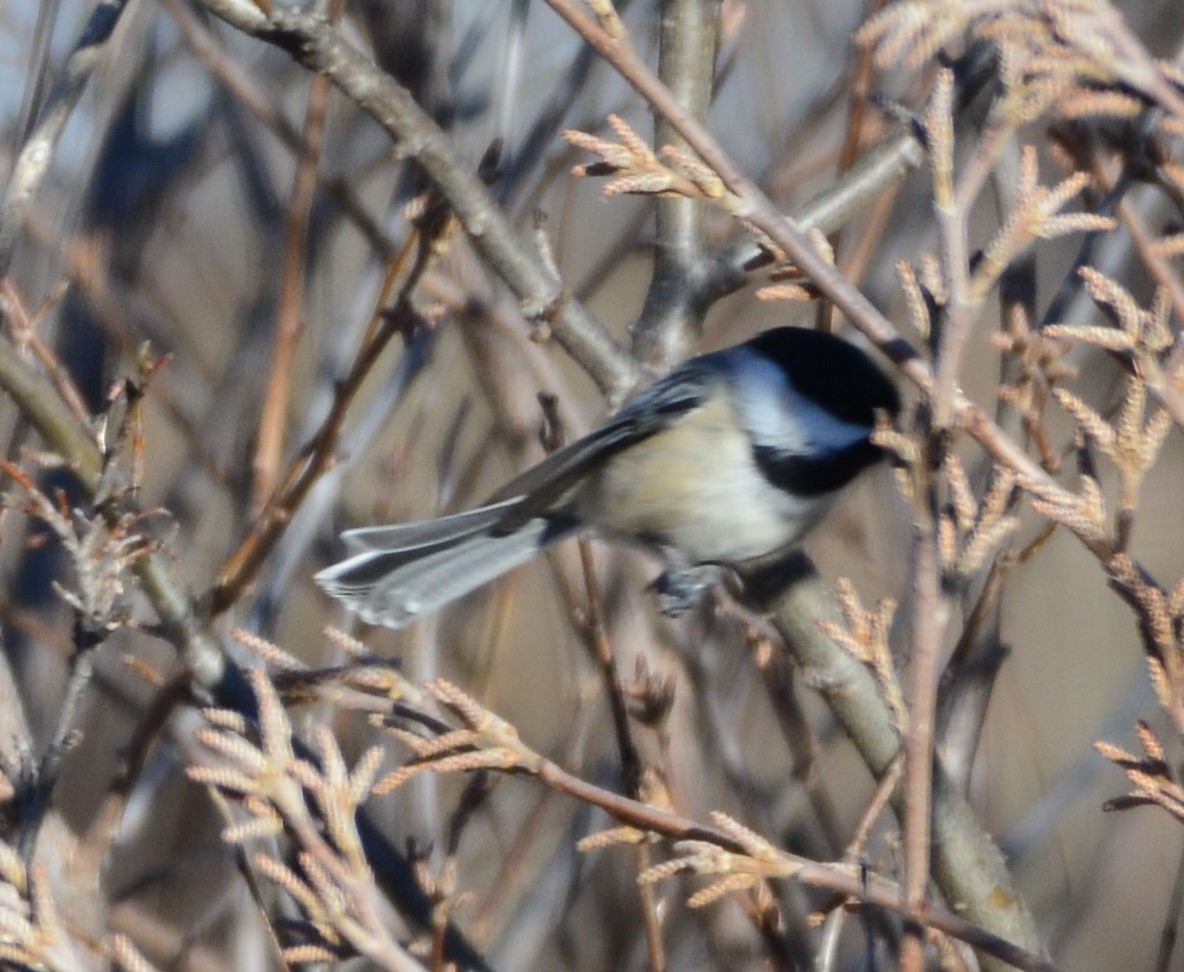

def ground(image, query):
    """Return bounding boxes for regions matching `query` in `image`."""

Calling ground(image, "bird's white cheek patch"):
[730,350,872,456]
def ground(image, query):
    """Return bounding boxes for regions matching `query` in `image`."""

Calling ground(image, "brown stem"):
[821,0,887,333]
[163,0,397,261]
[901,475,946,971]
[204,295,417,618]
[252,55,333,511]
[572,530,664,969]
[524,747,1061,972]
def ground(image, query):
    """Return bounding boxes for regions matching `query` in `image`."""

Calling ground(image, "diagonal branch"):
[188,0,640,402]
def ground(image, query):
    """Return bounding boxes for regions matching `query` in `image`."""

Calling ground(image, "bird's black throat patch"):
[752,440,885,496]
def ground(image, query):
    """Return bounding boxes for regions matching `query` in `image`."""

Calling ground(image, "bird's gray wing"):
[489,361,720,530]
[341,498,523,553]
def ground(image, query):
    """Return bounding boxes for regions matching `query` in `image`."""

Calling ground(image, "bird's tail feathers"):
[316,505,579,629]
[340,498,523,554]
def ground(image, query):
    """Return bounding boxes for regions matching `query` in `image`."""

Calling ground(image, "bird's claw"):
[651,565,719,616]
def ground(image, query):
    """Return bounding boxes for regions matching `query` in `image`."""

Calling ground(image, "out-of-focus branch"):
[0,324,494,968]
[14,0,62,146]
[204,301,417,619]
[570,534,667,970]
[0,642,32,795]
[190,0,640,402]
[252,58,333,511]
[203,169,451,619]
[0,0,132,278]
[162,0,398,261]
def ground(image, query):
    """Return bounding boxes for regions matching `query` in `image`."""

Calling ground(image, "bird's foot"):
[651,565,720,617]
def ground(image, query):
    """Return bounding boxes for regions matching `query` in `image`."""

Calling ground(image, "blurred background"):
[2,0,1184,969]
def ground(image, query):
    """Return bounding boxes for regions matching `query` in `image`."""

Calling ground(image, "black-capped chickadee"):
[316,326,899,629]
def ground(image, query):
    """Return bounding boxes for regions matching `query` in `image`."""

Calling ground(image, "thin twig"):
[252,43,334,511]
[1,280,92,429]
[206,157,457,619]
[1153,837,1184,972]
[162,0,398,262]
[572,534,665,971]
[817,755,905,969]
[822,0,888,332]
[204,298,419,618]
[17,622,103,861]
[574,537,643,796]
[748,630,845,855]
[901,476,946,972]
[401,684,1062,972]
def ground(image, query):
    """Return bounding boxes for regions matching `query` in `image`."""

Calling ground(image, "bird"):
[315,326,900,629]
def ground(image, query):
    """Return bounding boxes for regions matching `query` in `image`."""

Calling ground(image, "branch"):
[0,326,494,968]
[631,0,717,370]
[0,326,231,693]
[190,0,640,402]
[386,676,1062,972]
[744,553,1046,967]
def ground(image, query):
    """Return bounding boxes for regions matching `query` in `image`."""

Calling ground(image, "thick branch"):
[632,0,718,369]
[744,553,1045,967]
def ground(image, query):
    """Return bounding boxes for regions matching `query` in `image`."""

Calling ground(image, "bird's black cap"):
[746,326,900,425]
